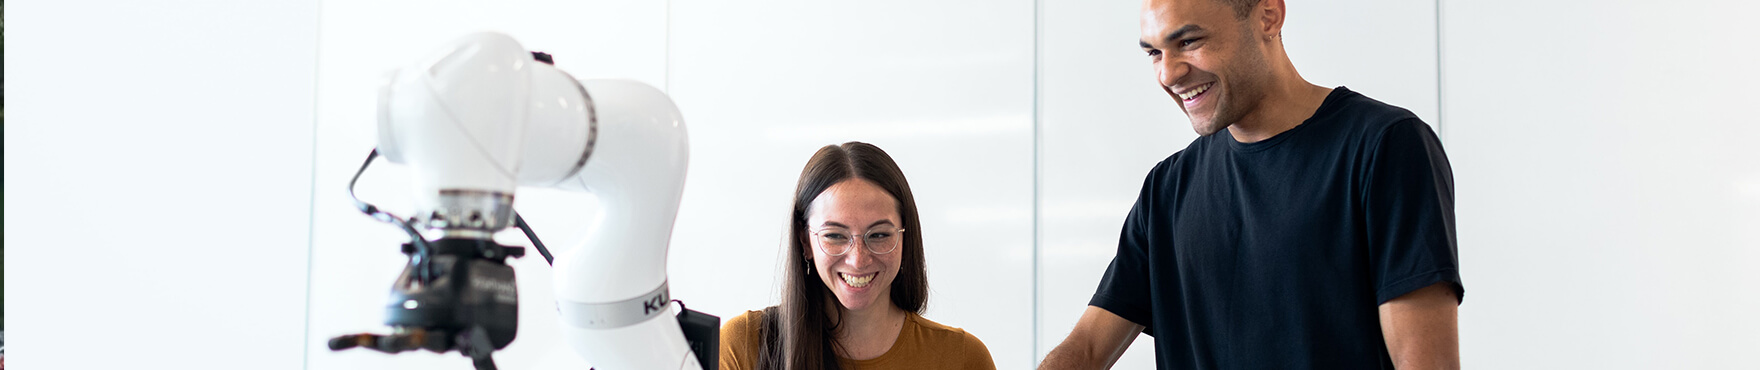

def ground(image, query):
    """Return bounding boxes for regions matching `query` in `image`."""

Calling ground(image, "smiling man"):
[1038,0,1463,369]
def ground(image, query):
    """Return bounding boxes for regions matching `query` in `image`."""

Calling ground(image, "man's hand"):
[1039,306,1145,370]
[1379,282,1461,370]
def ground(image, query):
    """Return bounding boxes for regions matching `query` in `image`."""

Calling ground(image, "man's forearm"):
[1040,306,1144,370]
[1040,334,1126,370]
[1038,341,1100,370]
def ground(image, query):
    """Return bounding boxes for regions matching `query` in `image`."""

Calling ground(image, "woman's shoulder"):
[723,309,767,332]
[721,309,772,343]
[904,313,993,358]
[908,313,975,338]
[719,309,772,370]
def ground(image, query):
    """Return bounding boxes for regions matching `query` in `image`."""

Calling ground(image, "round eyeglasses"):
[809,226,906,256]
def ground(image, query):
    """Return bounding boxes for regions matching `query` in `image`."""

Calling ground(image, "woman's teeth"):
[840,272,875,288]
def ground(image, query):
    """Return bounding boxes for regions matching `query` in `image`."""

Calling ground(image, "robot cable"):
[347,149,436,279]
[512,213,554,265]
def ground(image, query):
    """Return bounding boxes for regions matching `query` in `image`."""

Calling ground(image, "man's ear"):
[1256,0,1287,40]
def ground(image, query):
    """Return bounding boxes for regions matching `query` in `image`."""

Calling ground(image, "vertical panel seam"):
[1436,0,1445,140]
[665,0,672,94]
[1031,0,1045,367]
[301,1,325,368]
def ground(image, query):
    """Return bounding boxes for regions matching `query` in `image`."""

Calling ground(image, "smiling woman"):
[717,142,996,370]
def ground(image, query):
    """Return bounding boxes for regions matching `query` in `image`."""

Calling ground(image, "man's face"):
[1141,0,1272,136]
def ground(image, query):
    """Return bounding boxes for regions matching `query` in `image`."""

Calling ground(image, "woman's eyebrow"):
[817,220,895,229]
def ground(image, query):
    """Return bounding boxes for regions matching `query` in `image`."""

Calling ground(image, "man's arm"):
[1039,306,1145,370]
[1378,282,1460,370]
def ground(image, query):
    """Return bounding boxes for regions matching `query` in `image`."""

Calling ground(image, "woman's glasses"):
[809,226,906,256]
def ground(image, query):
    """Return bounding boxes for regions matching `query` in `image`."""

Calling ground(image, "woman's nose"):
[842,240,872,266]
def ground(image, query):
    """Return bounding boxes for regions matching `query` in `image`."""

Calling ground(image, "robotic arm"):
[329,32,713,370]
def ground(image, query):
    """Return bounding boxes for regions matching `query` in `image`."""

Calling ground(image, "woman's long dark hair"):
[757,142,928,370]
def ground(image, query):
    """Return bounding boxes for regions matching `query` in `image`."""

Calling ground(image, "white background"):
[4,1,319,369]
[5,1,1758,369]
[1444,1,1760,368]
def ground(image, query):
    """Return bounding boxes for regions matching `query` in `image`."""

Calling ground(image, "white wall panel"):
[1443,1,1760,368]
[1284,0,1439,129]
[667,1,1038,368]
[1037,0,1437,367]
[3,1,319,369]
[304,1,667,369]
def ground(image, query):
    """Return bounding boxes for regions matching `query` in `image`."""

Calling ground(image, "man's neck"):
[1226,80,1332,144]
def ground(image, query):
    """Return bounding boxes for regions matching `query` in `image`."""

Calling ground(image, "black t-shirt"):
[1090,87,1463,369]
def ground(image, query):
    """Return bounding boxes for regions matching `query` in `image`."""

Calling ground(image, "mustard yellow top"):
[718,309,995,370]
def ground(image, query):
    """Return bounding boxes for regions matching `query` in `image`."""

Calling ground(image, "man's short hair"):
[1215,0,1257,19]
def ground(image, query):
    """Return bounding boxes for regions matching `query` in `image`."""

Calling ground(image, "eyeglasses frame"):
[807,226,907,257]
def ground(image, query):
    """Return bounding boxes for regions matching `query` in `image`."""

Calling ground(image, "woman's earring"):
[805,260,814,275]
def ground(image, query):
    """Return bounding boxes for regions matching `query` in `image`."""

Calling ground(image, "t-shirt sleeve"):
[1088,162,1164,331]
[1363,119,1464,305]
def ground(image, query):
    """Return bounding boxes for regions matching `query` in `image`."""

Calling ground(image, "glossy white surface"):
[552,79,690,305]
[1444,0,1760,367]
[2,1,319,369]
[377,32,537,211]
[549,79,696,369]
